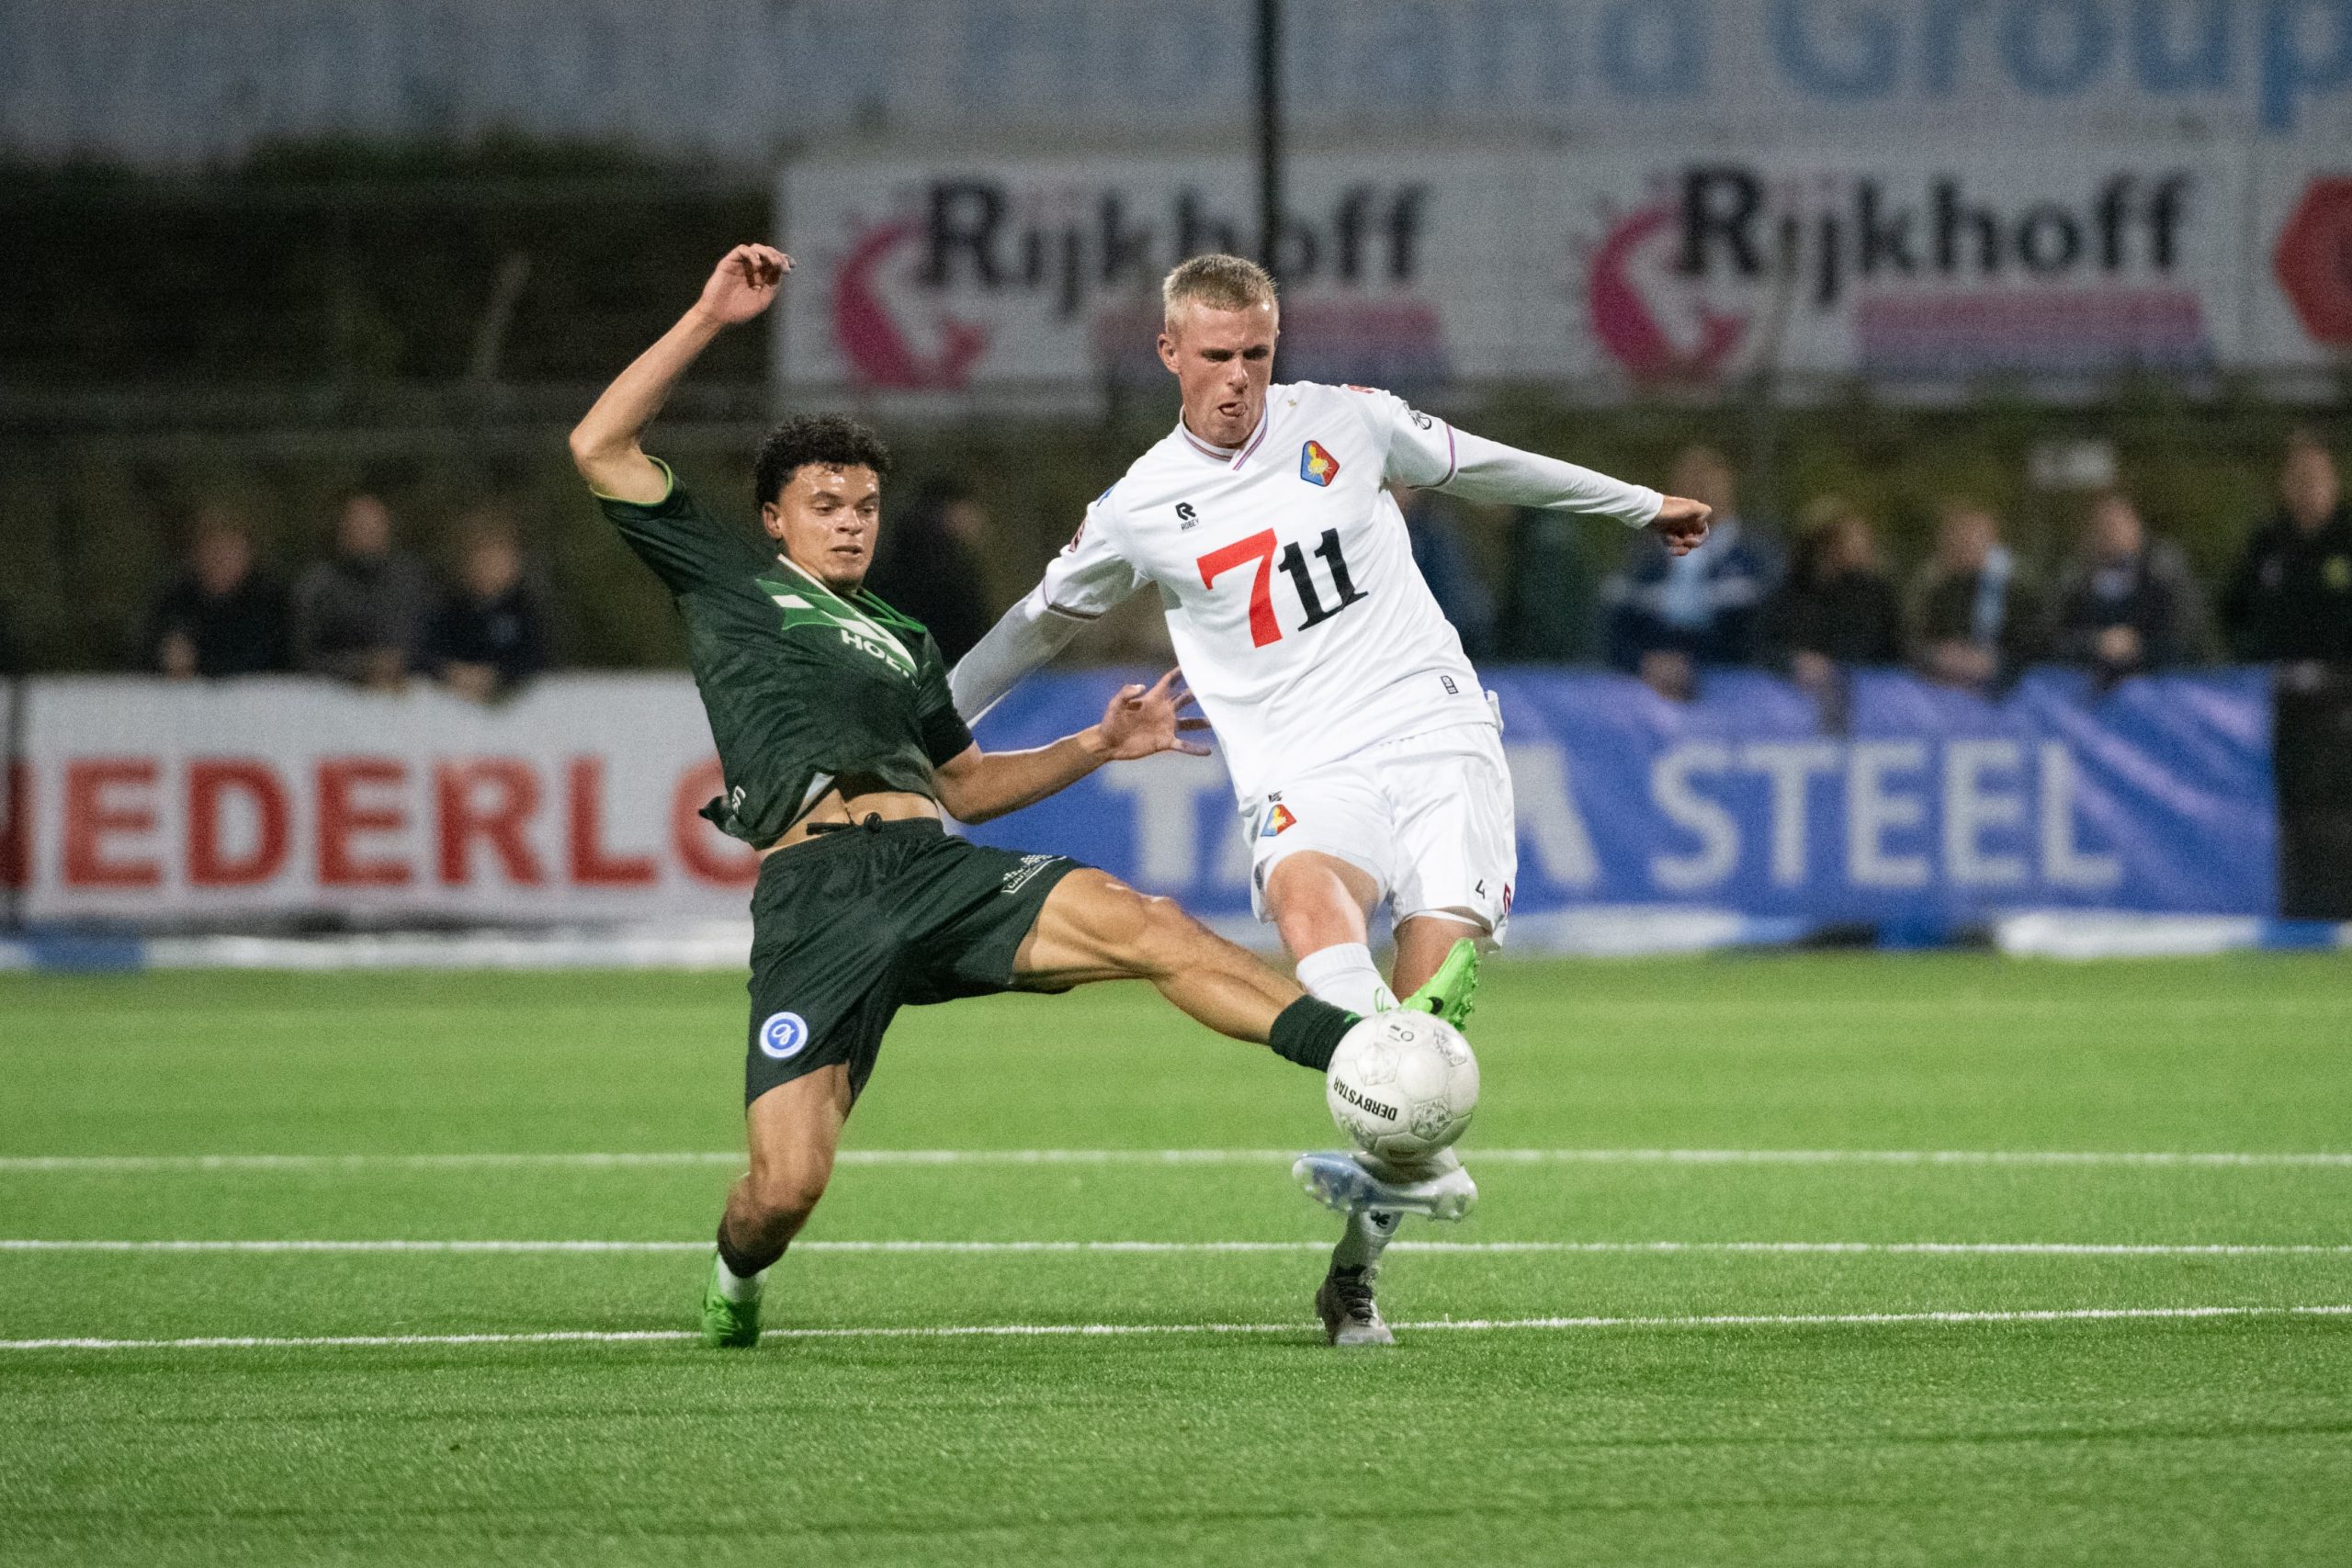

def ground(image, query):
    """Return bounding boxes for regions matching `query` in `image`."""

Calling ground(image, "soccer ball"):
[1325,1010,1479,1164]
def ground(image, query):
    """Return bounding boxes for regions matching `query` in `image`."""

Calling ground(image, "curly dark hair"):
[752,414,893,510]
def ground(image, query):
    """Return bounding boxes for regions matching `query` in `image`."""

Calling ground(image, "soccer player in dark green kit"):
[571,245,1476,1347]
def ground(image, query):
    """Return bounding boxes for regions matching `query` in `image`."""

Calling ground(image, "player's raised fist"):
[1649,495,1712,557]
[695,244,791,325]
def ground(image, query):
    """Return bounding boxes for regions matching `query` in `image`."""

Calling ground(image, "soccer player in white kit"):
[952,255,1711,1344]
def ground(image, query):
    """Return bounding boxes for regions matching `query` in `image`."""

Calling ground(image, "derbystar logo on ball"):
[1325,1012,1478,1164]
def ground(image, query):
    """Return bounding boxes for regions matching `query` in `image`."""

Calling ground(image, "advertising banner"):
[1547,148,2260,387]
[781,152,1543,396]
[15,2,2352,169]
[780,146,2348,400]
[961,667,2276,926]
[6,675,764,925]
[7,670,2270,929]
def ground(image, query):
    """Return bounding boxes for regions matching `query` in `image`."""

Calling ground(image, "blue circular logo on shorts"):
[757,1011,809,1061]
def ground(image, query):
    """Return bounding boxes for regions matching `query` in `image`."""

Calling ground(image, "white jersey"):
[952,380,1662,804]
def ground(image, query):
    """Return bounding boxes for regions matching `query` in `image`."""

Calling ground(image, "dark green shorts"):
[743,818,1083,1105]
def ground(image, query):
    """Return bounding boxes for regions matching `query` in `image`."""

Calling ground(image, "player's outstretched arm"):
[951,502,1148,723]
[568,244,790,503]
[933,669,1208,824]
[948,594,1091,723]
[1419,419,1713,557]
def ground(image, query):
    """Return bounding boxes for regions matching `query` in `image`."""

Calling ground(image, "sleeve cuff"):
[589,457,678,511]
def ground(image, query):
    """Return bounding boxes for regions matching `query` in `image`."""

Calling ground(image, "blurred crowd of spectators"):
[136,492,549,700]
[1573,431,2347,705]
[85,432,2348,705]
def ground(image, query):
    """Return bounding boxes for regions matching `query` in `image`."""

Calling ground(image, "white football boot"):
[1313,1209,1404,1347]
[1293,1145,1477,1222]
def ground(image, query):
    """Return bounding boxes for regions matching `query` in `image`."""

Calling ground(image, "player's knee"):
[1120,891,1215,974]
[746,1161,830,1229]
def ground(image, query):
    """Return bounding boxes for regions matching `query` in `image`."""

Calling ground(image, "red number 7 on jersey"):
[1197,529,1283,647]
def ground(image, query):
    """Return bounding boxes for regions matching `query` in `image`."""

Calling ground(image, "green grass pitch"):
[3,953,2348,1566]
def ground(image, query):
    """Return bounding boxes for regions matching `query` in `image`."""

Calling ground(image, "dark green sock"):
[1269,997,1356,1072]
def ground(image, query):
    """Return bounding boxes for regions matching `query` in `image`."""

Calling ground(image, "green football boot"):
[700,1254,762,1348]
[1398,936,1480,1032]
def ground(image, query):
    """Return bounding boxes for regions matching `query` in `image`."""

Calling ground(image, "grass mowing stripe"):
[6,1303,2349,1353]
[6,1147,2351,1171]
[7,1238,2352,1256]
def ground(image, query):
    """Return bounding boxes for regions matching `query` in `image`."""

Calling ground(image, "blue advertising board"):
[964,667,2275,924]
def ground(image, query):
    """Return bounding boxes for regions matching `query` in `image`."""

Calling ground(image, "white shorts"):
[1242,719,1517,945]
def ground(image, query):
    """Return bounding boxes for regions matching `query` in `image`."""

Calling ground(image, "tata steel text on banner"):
[959,668,2275,924]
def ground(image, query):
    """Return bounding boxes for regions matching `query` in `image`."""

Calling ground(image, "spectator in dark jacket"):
[2222,436,2352,665]
[290,492,438,691]
[1906,501,2047,694]
[141,509,290,679]
[1769,499,1903,726]
[1603,446,1781,700]
[432,515,550,702]
[1400,490,1497,660]
[1771,500,1904,673]
[858,480,994,665]
[2052,490,2209,683]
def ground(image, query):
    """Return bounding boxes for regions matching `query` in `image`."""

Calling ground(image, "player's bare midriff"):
[759,775,939,857]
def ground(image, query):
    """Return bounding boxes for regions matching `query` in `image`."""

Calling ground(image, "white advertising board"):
[780,151,1544,398]
[779,145,2351,400]
[10,2,2350,168]
[6,676,762,925]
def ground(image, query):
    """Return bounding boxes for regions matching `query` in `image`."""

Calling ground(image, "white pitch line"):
[5,1238,2352,1258]
[5,1303,2348,1353]
[4,1147,2351,1173]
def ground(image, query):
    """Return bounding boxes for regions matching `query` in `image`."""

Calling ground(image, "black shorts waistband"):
[761,814,946,872]
[801,813,946,838]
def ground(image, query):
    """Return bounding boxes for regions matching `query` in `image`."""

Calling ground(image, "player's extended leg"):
[1263,851,1395,1014]
[1392,912,1487,998]
[1013,868,1357,1069]
[703,1064,853,1347]
[1303,908,1490,1346]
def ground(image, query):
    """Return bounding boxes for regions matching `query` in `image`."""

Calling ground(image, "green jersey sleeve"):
[594,459,769,592]
[913,635,976,766]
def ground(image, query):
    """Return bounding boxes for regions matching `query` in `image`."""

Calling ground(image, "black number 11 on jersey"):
[1197,528,1370,648]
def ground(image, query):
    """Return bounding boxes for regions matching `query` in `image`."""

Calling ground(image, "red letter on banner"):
[673,758,760,887]
[1,761,28,890]
[187,761,290,886]
[62,759,162,888]
[568,758,656,886]
[435,761,545,886]
[317,758,411,886]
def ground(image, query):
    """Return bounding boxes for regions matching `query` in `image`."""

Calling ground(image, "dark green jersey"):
[596,459,973,848]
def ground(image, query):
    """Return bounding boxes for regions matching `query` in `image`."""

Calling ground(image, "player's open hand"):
[1095,669,1213,761]
[1649,495,1712,557]
[694,244,791,326]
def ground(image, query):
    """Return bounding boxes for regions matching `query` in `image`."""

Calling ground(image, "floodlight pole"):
[1255,0,1283,279]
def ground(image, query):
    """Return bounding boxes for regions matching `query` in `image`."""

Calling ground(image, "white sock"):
[1294,942,1397,1016]
[713,1251,765,1303]
[1332,1208,1403,1271]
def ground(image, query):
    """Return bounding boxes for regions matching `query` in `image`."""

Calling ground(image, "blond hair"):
[1161,254,1277,328]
